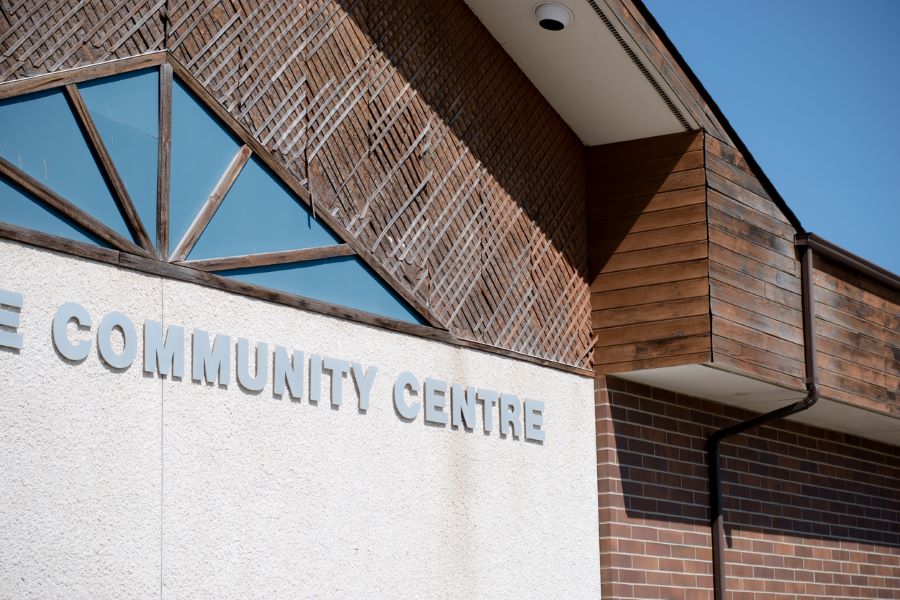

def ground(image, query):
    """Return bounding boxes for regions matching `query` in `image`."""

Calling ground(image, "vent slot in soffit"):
[585,0,693,131]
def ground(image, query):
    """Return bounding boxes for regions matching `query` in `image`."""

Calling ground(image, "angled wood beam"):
[177,244,356,272]
[64,83,155,253]
[0,52,167,100]
[0,156,147,256]
[169,144,252,262]
[157,63,173,258]
[167,56,445,329]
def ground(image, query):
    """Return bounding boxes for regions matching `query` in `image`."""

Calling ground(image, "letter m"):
[144,321,185,378]
[192,329,231,385]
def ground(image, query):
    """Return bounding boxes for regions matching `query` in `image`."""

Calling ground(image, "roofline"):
[631,0,805,233]
[632,1,900,292]
[796,232,900,291]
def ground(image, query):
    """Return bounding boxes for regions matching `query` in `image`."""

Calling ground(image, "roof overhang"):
[617,364,900,446]
[463,0,696,145]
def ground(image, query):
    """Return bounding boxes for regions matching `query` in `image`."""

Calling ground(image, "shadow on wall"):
[306,0,590,355]
[585,131,703,280]
[604,377,900,552]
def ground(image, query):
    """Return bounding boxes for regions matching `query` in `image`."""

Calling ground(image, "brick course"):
[597,375,900,599]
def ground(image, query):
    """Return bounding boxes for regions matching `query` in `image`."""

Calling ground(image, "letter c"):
[52,302,92,361]
[394,371,420,420]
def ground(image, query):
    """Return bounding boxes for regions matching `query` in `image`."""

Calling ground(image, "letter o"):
[97,311,137,369]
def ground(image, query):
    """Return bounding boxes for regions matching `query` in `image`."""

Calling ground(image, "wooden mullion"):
[0,157,148,256]
[169,144,252,262]
[167,55,445,330]
[157,63,173,258]
[0,224,593,378]
[177,244,355,272]
[0,52,167,100]
[64,84,155,253]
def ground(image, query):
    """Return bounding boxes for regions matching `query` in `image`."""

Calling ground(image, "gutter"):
[706,232,897,599]
[707,240,819,600]
[796,232,900,292]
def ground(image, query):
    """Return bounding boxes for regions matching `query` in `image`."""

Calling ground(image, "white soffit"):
[616,364,900,447]
[463,0,695,145]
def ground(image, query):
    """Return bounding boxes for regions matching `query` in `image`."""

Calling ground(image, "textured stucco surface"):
[0,240,600,599]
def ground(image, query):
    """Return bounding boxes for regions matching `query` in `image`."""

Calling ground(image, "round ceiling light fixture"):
[534,2,574,31]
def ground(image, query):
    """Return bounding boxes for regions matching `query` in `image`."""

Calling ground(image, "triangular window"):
[0,64,425,325]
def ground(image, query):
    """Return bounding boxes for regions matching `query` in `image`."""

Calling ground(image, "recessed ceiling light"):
[534,2,574,31]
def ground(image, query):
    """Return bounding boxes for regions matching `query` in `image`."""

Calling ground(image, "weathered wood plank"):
[707,189,794,242]
[592,296,709,329]
[814,255,900,307]
[591,259,708,293]
[708,204,796,259]
[590,149,704,184]
[814,302,900,347]
[0,52,167,100]
[704,133,750,173]
[708,222,798,276]
[814,319,894,362]
[713,318,805,364]
[587,131,703,166]
[815,284,897,330]
[708,242,801,294]
[591,277,709,311]
[592,222,707,256]
[710,298,804,346]
[0,220,121,263]
[711,340,805,390]
[178,244,356,271]
[595,240,708,274]
[816,335,890,378]
[596,351,713,375]
[594,334,711,364]
[818,367,892,404]
[588,168,705,201]
[169,144,252,261]
[589,203,707,234]
[0,156,146,256]
[705,152,772,201]
[64,83,154,252]
[594,314,710,348]
[591,186,706,221]
[710,279,802,328]
[815,267,897,312]
[706,171,787,223]
[157,62,172,258]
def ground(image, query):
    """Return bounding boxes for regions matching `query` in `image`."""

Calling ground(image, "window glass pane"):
[170,79,240,249]
[79,69,159,247]
[0,89,132,241]
[216,257,424,324]
[188,156,339,260]
[0,177,106,246]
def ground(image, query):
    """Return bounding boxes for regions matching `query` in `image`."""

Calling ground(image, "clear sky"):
[643,0,900,275]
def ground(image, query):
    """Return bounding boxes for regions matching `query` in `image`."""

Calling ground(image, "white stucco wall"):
[0,240,600,599]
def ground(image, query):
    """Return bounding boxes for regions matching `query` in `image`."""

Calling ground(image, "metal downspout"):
[707,241,819,600]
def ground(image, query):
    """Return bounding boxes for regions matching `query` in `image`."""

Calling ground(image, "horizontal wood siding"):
[813,256,900,416]
[705,134,806,390]
[587,131,711,374]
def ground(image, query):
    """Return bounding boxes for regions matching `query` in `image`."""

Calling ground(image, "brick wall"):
[596,375,900,600]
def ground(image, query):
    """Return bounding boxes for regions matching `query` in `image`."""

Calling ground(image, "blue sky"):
[644,0,900,275]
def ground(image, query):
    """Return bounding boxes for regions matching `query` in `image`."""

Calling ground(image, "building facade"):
[0,1,897,598]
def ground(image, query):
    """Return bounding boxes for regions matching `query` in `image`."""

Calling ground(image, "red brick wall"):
[596,375,900,600]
